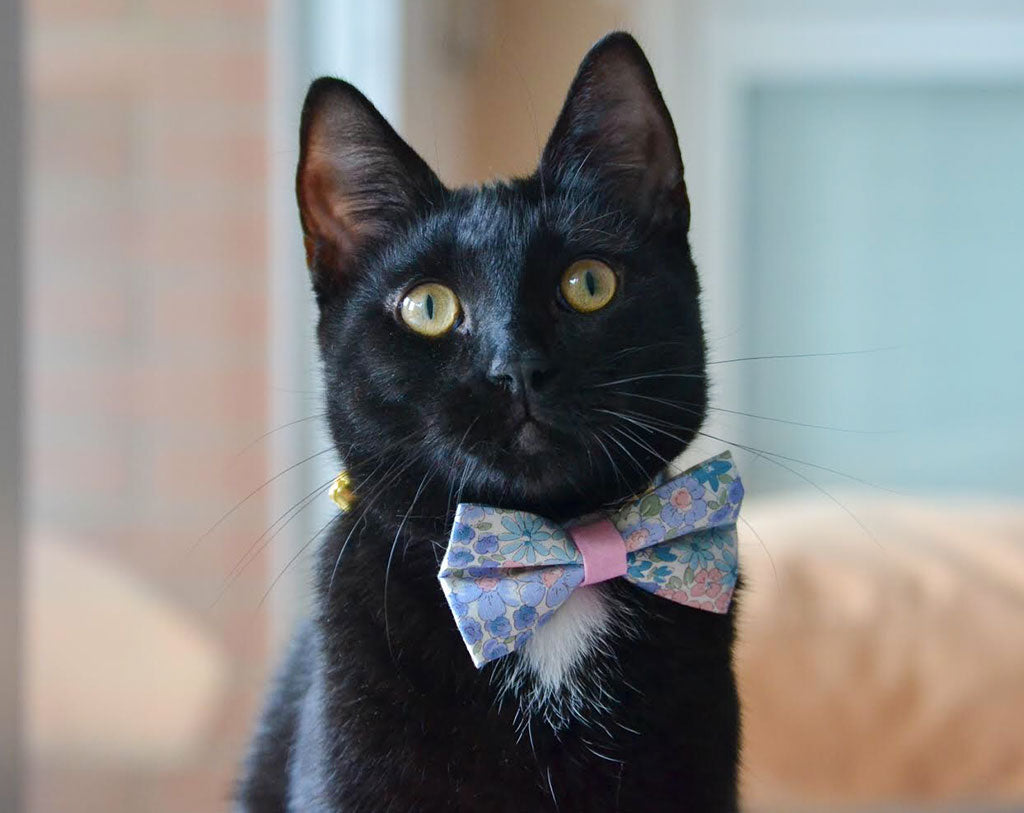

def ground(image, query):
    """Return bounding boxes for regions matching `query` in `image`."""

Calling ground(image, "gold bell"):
[329,470,356,512]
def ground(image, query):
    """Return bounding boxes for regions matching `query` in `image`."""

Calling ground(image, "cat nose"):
[488,354,556,396]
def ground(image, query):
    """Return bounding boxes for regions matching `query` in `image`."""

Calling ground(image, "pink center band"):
[568,518,628,587]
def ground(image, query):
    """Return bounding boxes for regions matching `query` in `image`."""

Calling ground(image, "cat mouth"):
[512,417,548,453]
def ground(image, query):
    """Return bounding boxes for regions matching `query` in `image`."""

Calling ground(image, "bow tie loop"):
[438,452,744,667]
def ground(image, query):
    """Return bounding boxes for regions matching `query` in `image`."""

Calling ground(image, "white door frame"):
[266,0,405,647]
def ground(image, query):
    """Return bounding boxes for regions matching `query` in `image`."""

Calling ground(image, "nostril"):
[527,365,554,392]
[489,354,556,395]
[520,357,556,394]
[487,360,519,392]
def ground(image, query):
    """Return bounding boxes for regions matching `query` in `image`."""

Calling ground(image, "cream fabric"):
[737,496,1024,811]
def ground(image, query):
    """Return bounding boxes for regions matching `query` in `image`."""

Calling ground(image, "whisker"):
[592,371,704,389]
[592,432,625,491]
[709,347,896,365]
[599,427,649,478]
[212,475,336,605]
[445,418,481,518]
[609,390,886,434]
[731,444,883,551]
[606,404,897,495]
[738,515,781,596]
[189,446,336,555]
[257,513,338,609]
[233,412,326,457]
[214,436,422,606]
[606,404,885,551]
[608,422,664,461]
[384,462,437,660]
[329,449,422,594]
[694,428,900,495]
[607,339,699,362]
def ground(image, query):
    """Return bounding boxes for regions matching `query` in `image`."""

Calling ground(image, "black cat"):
[237,32,739,812]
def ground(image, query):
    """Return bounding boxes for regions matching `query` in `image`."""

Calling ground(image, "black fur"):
[237,33,738,812]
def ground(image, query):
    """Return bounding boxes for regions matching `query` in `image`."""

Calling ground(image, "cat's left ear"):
[540,32,689,231]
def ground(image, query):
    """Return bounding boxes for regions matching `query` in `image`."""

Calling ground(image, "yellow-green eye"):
[400,282,461,337]
[560,260,617,313]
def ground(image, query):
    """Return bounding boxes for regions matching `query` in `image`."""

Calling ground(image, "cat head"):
[297,32,706,518]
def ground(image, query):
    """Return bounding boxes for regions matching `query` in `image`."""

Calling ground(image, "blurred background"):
[5,0,1023,811]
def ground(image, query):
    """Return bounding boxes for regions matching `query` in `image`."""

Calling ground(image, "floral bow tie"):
[438,452,744,667]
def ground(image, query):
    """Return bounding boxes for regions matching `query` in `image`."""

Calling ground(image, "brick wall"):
[27,2,274,811]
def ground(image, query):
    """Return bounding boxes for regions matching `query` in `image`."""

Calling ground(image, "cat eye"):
[560,260,617,313]
[400,282,461,337]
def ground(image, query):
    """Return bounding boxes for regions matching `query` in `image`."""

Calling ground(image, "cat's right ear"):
[296,78,444,301]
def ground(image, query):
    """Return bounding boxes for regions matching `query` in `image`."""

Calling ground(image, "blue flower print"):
[482,638,508,661]
[621,519,668,551]
[515,631,533,649]
[694,458,732,492]
[498,514,552,564]
[627,560,652,580]
[496,578,523,607]
[716,538,738,573]
[451,522,475,543]
[715,538,738,589]
[728,479,744,505]
[447,549,474,568]
[659,477,707,527]
[473,534,498,554]
[477,590,506,621]
[677,536,716,570]
[640,519,668,546]
[683,499,707,525]
[459,505,487,521]
[486,616,511,637]
[450,598,469,618]
[459,618,482,645]
[452,580,482,604]
[472,576,524,621]
[708,505,732,526]
[498,513,551,542]
[513,605,537,630]
[520,581,545,607]
[544,568,583,608]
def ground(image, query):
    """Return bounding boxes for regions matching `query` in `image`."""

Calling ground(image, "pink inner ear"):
[295,77,443,288]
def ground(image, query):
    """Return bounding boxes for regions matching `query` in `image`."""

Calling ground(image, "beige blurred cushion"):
[26,533,227,766]
[736,496,1024,811]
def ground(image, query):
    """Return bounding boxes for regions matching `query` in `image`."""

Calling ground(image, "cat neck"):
[339,456,660,537]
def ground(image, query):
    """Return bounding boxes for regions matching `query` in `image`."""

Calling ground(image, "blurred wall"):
[2,2,23,810]
[402,0,633,186]
[26,1,273,811]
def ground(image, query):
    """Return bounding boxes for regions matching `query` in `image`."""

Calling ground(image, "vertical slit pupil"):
[425,294,434,320]
[585,270,596,296]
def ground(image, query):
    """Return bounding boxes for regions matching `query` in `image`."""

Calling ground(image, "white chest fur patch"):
[496,585,632,730]
[521,586,614,693]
